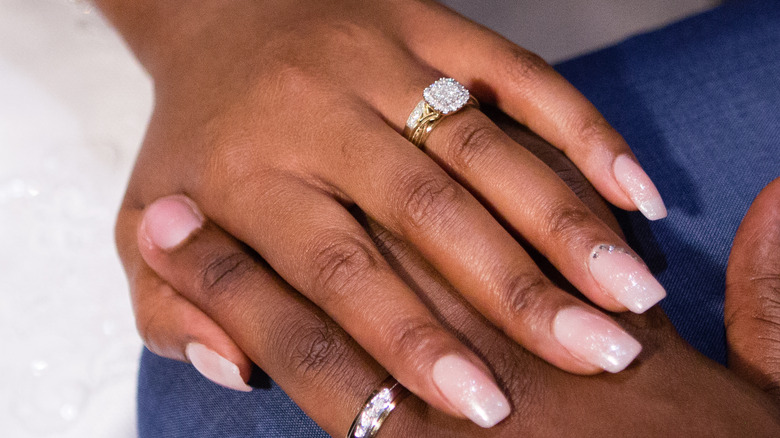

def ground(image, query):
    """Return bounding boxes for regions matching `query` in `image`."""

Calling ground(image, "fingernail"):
[589,244,666,313]
[141,195,204,250]
[553,307,642,373]
[185,343,252,392]
[432,355,510,428]
[613,155,667,220]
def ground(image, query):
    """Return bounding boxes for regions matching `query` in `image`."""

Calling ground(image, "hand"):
[726,177,780,402]
[131,192,780,436]
[106,0,669,425]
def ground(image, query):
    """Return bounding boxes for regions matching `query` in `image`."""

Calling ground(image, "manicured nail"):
[553,307,642,373]
[613,155,667,220]
[141,195,204,250]
[432,355,510,428]
[589,244,666,313]
[185,343,252,392]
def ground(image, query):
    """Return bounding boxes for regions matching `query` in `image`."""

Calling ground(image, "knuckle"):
[726,277,780,331]
[444,117,503,170]
[198,134,262,198]
[310,235,377,302]
[497,272,549,322]
[574,115,618,146]
[394,170,463,232]
[196,249,254,302]
[386,317,446,362]
[269,62,323,100]
[542,201,596,245]
[753,281,780,321]
[281,316,353,381]
[506,47,550,83]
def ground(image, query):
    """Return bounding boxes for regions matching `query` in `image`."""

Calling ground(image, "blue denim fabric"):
[138,1,780,436]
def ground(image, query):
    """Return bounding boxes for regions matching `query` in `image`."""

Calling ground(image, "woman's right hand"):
[106,0,669,426]
[128,188,780,436]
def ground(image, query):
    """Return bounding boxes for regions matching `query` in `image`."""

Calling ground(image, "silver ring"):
[403,77,479,148]
[345,377,408,438]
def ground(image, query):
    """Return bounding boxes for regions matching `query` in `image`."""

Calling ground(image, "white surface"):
[0,0,718,436]
[441,0,722,62]
[0,1,150,436]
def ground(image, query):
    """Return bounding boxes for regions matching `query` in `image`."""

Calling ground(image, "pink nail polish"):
[553,307,642,373]
[589,244,666,313]
[614,155,667,220]
[141,195,204,250]
[432,355,510,428]
[185,343,252,392]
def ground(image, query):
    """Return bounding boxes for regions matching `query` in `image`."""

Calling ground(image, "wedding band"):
[345,377,409,438]
[403,77,479,148]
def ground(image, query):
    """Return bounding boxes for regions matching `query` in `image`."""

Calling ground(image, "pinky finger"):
[117,203,253,392]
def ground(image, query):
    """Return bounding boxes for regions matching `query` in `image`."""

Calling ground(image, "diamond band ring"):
[403,78,479,148]
[345,377,409,438]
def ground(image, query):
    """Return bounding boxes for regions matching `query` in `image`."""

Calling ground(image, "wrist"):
[93,0,223,77]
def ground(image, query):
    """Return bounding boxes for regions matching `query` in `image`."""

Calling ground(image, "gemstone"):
[423,78,470,114]
[406,100,426,129]
[352,388,394,437]
[354,424,368,438]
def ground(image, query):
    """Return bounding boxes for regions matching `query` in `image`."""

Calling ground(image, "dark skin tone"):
[104,0,673,420]
[101,0,780,433]
[128,113,780,436]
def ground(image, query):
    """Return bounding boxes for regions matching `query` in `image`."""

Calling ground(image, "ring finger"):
[304,108,643,375]
[194,178,512,427]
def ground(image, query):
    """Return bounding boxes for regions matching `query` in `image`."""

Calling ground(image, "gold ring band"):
[345,377,408,438]
[403,78,479,148]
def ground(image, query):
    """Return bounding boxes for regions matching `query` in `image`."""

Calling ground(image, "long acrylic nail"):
[614,155,667,220]
[185,343,252,392]
[589,244,666,313]
[141,195,204,250]
[553,307,642,373]
[432,355,510,428]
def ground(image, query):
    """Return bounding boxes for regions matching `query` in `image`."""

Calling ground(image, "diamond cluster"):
[423,78,470,114]
[353,388,393,438]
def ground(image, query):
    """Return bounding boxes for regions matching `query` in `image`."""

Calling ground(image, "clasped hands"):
[103,0,780,435]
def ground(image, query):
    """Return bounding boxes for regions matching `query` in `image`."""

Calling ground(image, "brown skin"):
[101,0,780,432]
[128,118,780,436]
[726,177,780,401]
[130,175,780,437]
[103,0,672,416]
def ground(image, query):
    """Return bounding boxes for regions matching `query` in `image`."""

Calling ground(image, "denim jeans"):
[138,1,780,436]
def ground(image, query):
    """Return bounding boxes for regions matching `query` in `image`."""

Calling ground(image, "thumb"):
[725,177,780,402]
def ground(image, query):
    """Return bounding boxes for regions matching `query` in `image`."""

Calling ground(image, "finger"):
[115,200,253,391]
[140,194,512,428]
[346,51,664,313]
[129,197,398,436]
[487,110,623,236]
[726,177,780,402]
[315,117,642,375]
[420,105,666,315]
[402,1,667,221]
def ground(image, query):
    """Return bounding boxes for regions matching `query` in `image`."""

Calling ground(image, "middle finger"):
[313,109,643,374]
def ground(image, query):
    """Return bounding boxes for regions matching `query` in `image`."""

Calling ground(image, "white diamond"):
[423,78,470,114]
[406,100,426,129]
[359,412,374,428]
[372,389,392,407]
[354,424,368,438]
